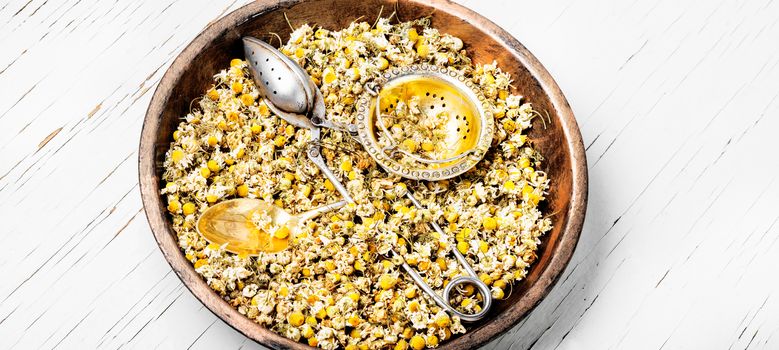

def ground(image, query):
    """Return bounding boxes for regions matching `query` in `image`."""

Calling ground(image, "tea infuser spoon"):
[243,36,352,203]
[243,38,493,321]
[197,198,347,255]
[352,65,498,321]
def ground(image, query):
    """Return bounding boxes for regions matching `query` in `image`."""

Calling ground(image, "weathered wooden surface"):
[1,0,778,349]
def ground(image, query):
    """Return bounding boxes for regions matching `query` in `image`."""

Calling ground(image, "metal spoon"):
[196,198,347,255]
[243,37,352,203]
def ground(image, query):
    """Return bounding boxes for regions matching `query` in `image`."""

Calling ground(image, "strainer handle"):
[396,190,493,322]
[310,116,358,137]
[307,128,354,204]
[395,249,493,322]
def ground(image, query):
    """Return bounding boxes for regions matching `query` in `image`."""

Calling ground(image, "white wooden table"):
[2,0,778,349]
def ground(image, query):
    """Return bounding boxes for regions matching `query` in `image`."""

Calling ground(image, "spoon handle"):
[307,127,354,203]
[296,199,348,223]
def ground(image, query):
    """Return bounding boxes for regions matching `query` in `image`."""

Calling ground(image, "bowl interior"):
[140,0,586,349]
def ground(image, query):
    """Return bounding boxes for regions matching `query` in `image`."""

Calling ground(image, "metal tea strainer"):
[243,37,353,203]
[353,64,495,181]
[243,37,493,321]
[353,65,495,321]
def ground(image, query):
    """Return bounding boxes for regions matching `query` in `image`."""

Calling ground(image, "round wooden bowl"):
[139,0,588,349]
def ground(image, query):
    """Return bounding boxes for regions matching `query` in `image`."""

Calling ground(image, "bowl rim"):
[138,0,588,349]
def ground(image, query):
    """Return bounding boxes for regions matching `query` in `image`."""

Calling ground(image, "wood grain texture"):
[1,0,779,349]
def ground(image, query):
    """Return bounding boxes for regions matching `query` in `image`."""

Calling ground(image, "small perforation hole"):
[266,58,269,62]
[273,91,277,94]
[426,92,430,96]
[442,104,446,108]
[440,97,444,101]
[271,67,274,71]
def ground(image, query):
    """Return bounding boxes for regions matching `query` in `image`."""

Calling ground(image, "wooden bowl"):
[139,0,588,349]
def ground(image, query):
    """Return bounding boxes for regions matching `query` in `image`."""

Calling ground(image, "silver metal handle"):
[310,116,358,137]
[295,199,348,223]
[307,128,354,203]
[399,190,493,322]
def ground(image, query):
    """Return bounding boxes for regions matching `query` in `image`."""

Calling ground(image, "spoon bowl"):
[196,198,346,255]
[243,37,314,119]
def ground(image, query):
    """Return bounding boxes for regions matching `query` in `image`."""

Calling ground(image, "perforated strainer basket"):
[354,64,495,181]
